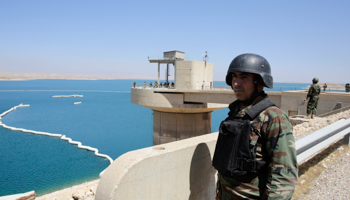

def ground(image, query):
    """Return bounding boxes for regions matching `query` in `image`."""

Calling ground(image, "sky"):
[1,0,350,83]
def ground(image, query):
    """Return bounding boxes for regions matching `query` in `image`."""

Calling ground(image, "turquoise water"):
[0,80,310,196]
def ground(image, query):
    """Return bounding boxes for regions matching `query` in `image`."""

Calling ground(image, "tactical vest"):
[212,98,276,180]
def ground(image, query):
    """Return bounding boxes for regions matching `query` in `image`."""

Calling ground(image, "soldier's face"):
[231,71,256,101]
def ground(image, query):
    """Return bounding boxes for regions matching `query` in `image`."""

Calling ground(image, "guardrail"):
[296,118,350,164]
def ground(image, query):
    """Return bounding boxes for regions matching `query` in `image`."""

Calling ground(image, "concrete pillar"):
[173,63,176,88]
[166,63,169,83]
[153,111,212,145]
[158,63,160,85]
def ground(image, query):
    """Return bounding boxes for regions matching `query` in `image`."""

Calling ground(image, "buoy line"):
[0,104,114,166]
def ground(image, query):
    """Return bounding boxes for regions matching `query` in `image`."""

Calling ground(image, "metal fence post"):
[344,133,350,146]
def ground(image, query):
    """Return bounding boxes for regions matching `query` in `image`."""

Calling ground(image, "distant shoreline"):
[0,72,157,81]
[0,72,347,85]
[0,78,346,88]
[0,72,97,81]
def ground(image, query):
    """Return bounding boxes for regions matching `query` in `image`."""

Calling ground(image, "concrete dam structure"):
[96,51,350,199]
[131,50,350,145]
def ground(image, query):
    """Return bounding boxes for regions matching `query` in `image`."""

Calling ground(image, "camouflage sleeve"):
[262,108,298,200]
[307,86,312,98]
[316,85,321,95]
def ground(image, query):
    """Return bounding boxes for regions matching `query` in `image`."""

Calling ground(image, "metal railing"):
[212,86,308,91]
[265,87,307,91]
[147,56,191,60]
[132,85,175,89]
[212,86,348,92]
[212,85,231,90]
[296,118,350,164]
[131,83,348,92]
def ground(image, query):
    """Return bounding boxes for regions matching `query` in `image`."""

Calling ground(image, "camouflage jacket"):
[217,96,298,200]
[307,84,321,98]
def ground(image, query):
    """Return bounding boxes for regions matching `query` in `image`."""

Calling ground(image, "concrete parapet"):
[318,105,350,117]
[131,88,227,113]
[132,88,282,109]
[265,91,282,107]
[95,132,218,200]
[280,91,350,116]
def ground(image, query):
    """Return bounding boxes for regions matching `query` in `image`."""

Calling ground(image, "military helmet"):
[312,77,319,83]
[226,53,273,88]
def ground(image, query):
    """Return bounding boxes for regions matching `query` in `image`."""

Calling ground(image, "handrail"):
[296,118,350,164]
[130,83,348,92]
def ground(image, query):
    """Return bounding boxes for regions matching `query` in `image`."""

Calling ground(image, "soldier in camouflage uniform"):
[346,83,350,92]
[306,78,321,119]
[213,53,298,200]
[323,83,327,91]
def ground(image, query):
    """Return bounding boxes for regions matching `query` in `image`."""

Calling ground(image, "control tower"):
[131,51,227,145]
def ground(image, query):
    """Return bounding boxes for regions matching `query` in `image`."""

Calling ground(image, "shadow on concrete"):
[189,143,216,200]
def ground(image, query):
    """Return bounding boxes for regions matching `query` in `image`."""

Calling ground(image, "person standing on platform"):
[306,78,321,119]
[346,83,350,92]
[212,53,298,200]
[323,83,327,91]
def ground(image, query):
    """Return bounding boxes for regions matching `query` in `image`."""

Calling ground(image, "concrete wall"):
[266,91,282,108]
[181,91,281,108]
[280,91,350,116]
[175,60,213,90]
[96,132,218,200]
[184,91,235,104]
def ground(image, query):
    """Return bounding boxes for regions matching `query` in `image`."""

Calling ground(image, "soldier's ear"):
[257,83,264,92]
[254,74,265,91]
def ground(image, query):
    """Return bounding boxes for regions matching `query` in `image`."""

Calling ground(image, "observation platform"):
[132,51,350,145]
